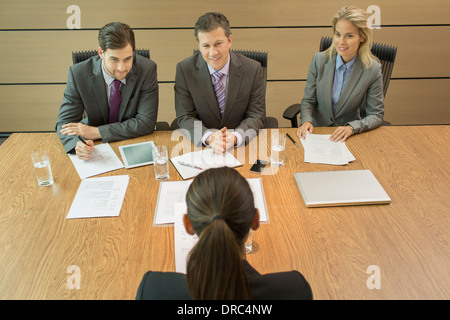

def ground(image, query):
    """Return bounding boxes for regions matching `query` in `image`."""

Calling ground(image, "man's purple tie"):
[109,80,121,123]
[212,71,226,115]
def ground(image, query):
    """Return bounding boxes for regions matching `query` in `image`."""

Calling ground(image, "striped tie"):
[212,71,226,115]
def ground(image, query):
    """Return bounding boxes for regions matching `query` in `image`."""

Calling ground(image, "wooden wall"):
[1,0,449,132]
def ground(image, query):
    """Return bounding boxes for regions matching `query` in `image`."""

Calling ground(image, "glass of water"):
[30,150,54,186]
[245,229,252,254]
[152,145,169,180]
[270,132,286,166]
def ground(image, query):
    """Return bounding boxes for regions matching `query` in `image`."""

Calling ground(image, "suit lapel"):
[321,54,335,120]
[334,57,364,115]
[91,57,109,123]
[195,55,222,123]
[221,51,242,125]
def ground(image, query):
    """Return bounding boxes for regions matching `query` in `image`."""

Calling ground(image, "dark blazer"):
[300,52,384,134]
[55,54,159,153]
[174,51,266,146]
[136,260,313,300]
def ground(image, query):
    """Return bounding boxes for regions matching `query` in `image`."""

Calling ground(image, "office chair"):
[72,48,150,64]
[282,37,398,127]
[71,49,170,130]
[171,49,278,130]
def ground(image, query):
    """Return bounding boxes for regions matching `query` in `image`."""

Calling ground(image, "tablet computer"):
[118,141,156,169]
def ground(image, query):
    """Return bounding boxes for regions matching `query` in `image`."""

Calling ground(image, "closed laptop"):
[294,170,391,207]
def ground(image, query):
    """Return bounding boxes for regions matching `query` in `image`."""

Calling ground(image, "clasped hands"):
[206,127,237,154]
[297,122,354,142]
[60,123,101,160]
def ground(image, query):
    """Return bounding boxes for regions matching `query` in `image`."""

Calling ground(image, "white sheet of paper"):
[174,205,198,274]
[68,143,124,179]
[300,133,355,165]
[66,175,130,219]
[170,148,242,180]
[154,178,268,225]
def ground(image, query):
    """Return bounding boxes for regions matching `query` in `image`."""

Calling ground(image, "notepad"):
[294,170,391,207]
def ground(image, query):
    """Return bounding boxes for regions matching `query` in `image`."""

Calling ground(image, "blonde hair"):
[325,6,379,68]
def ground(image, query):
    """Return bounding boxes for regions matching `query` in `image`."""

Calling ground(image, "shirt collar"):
[101,61,127,86]
[336,54,357,71]
[207,53,231,76]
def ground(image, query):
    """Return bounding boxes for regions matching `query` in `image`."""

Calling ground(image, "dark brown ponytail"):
[185,167,256,299]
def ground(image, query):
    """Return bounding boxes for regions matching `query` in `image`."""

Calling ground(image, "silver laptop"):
[294,170,391,207]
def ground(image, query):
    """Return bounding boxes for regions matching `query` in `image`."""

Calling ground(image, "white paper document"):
[300,133,355,165]
[68,143,124,179]
[170,148,242,180]
[174,204,198,274]
[66,175,130,219]
[154,178,269,226]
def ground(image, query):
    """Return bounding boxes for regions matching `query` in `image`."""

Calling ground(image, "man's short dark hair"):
[98,22,135,51]
[194,12,231,41]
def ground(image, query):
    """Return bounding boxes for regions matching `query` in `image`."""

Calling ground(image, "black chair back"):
[319,37,397,97]
[71,49,150,64]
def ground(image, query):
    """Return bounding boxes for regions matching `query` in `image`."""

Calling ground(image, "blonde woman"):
[297,6,385,142]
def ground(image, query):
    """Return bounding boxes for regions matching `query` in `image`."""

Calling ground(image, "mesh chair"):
[72,48,150,64]
[171,49,277,129]
[282,37,398,127]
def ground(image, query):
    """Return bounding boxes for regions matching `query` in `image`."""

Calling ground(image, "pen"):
[286,133,299,148]
[178,161,203,170]
[77,136,88,145]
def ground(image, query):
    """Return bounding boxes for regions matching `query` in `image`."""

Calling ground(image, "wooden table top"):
[0,126,448,299]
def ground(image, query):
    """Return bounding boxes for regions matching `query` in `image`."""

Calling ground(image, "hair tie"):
[211,215,225,222]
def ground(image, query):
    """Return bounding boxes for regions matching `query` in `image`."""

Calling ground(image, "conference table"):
[0,126,448,300]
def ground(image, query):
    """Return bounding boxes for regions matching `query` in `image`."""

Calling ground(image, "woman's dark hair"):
[185,167,256,299]
[98,22,135,51]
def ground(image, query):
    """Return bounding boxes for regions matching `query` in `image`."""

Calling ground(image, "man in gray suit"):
[56,22,158,160]
[175,12,265,153]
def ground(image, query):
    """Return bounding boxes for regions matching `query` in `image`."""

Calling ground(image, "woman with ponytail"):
[136,167,312,300]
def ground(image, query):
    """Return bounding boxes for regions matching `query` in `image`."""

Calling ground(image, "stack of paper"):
[300,133,355,165]
[67,143,129,219]
[154,178,269,226]
[66,175,130,219]
[170,148,242,180]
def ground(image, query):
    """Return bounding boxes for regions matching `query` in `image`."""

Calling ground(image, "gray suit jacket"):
[300,52,384,134]
[174,51,266,146]
[55,54,159,153]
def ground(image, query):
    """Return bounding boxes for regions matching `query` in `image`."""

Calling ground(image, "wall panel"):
[1,80,448,132]
[1,0,449,132]
[1,0,449,29]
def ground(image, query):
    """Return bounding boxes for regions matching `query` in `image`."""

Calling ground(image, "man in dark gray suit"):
[175,12,266,153]
[56,22,158,159]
